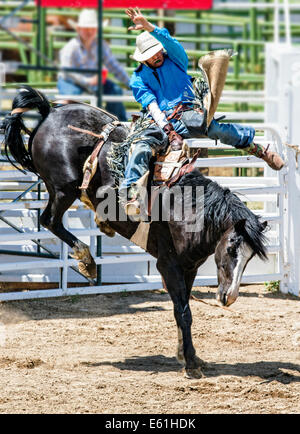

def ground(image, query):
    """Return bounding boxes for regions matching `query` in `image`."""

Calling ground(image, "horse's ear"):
[261,220,268,231]
[234,219,247,233]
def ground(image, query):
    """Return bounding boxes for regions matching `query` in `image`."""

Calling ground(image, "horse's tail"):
[1,85,51,173]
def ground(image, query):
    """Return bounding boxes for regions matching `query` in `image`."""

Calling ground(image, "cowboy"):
[57,9,130,121]
[120,7,284,215]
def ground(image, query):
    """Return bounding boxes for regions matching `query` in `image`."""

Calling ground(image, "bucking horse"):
[1,86,268,378]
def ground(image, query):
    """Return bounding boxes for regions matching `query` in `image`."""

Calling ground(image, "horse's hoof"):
[194,355,207,369]
[184,367,204,379]
[78,261,97,279]
[98,221,115,238]
[104,228,115,238]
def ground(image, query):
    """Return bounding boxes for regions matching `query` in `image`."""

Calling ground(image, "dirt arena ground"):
[0,284,300,414]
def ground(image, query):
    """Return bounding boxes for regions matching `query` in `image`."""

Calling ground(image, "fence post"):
[266,43,300,296]
[0,61,5,114]
[60,213,69,295]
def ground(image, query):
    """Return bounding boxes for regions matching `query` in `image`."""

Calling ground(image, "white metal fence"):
[0,110,288,300]
[2,39,300,300]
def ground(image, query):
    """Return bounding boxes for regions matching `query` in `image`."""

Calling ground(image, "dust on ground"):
[0,284,299,414]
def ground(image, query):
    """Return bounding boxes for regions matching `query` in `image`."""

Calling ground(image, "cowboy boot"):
[244,143,285,171]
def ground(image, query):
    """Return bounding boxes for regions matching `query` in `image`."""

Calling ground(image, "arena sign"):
[38,0,213,9]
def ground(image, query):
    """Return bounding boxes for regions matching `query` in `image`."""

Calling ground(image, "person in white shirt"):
[57,9,130,121]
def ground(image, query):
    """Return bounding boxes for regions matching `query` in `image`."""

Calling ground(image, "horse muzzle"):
[217,286,238,307]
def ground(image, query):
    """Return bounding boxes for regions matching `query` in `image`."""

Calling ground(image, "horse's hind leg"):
[40,187,96,279]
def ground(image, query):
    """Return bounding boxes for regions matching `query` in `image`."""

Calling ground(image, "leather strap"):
[166,103,191,121]
[167,104,183,121]
[68,122,120,191]
[11,107,31,115]
[52,99,81,106]
[68,124,103,139]
[165,148,202,188]
[148,148,202,216]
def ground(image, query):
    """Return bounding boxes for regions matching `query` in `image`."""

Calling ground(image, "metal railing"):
[0,120,286,300]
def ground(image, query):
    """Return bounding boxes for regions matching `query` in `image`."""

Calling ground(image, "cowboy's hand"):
[163,123,183,150]
[169,131,184,151]
[163,123,174,135]
[125,7,155,32]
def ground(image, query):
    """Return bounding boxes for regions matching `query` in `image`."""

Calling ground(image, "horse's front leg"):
[175,269,206,373]
[158,262,203,379]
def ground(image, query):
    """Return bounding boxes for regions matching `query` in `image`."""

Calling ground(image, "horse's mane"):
[178,170,268,259]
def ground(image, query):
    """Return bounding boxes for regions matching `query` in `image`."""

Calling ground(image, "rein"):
[167,103,191,121]
[190,295,241,315]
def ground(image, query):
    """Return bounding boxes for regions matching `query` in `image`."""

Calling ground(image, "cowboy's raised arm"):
[125,7,155,32]
[125,8,188,72]
[150,27,188,72]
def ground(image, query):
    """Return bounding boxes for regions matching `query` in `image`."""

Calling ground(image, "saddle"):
[65,103,199,223]
[153,148,189,184]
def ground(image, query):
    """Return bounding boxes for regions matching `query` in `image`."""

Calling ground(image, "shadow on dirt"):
[0,290,172,322]
[0,285,298,323]
[204,360,300,384]
[86,355,300,383]
[81,354,182,373]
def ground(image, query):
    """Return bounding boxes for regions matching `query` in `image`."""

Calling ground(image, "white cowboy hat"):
[68,9,109,30]
[132,31,164,62]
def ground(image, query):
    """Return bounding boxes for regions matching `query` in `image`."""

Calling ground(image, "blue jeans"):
[57,77,128,121]
[120,142,153,190]
[119,117,255,192]
[207,119,255,149]
[169,117,255,149]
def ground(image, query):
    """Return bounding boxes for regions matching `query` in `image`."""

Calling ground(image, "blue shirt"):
[130,26,194,111]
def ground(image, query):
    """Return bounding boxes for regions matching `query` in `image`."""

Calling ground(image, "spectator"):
[57,9,130,121]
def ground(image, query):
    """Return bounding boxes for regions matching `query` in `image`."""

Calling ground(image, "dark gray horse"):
[1,86,267,378]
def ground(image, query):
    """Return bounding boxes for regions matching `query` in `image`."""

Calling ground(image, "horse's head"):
[214,218,268,307]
